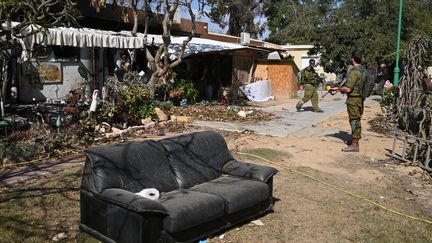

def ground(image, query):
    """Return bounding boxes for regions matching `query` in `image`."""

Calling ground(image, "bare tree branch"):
[170,0,195,68]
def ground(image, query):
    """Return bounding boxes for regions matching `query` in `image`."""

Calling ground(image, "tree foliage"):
[0,0,79,59]
[204,0,265,38]
[265,0,432,74]
[264,0,335,45]
[93,0,197,95]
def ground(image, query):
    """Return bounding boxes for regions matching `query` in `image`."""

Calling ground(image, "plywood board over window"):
[253,60,299,99]
[267,61,298,98]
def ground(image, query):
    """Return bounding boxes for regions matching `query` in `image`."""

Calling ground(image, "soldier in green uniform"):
[331,51,364,152]
[296,59,323,112]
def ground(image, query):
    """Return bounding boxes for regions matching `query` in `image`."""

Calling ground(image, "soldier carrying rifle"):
[330,51,364,152]
[296,59,324,113]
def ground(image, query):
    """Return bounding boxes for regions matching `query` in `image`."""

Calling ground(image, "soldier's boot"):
[342,139,359,152]
[296,100,304,111]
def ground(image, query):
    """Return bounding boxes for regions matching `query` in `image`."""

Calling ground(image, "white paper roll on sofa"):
[135,188,160,200]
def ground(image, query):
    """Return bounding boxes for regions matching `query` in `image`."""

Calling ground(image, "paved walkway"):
[193,95,380,137]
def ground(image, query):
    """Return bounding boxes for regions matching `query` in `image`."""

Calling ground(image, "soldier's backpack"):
[360,67,376,99]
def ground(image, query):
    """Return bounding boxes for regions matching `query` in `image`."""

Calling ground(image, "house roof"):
[282,45,314,50]
[14,23,262,58]
[201,32,286,52]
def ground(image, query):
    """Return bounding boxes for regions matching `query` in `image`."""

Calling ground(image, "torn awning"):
[14,22,253,57]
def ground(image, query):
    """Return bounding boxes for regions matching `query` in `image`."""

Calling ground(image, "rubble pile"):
[0,74,274,167]
[168,105,274,122]
[0,120,192,166]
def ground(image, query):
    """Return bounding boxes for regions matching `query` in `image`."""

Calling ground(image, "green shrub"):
[118,84,155,124]
[178,79,198,104]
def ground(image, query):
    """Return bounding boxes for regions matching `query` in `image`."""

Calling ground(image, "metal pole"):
[393,0,403,87]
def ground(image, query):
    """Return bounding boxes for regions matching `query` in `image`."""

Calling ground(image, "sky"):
[186,1,269,40]
[108,0,270,40]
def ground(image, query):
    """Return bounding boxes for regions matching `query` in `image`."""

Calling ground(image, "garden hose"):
[235,151,432,225]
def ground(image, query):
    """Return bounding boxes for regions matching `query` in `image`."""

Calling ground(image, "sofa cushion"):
[159,131,234,188]
[158,189,225,233]
[190,176,269,214]
[84,141,178,193]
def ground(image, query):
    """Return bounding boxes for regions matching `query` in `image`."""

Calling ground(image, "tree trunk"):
[148,73,159,96]
[2,62,8,99]
[131,7,138,36]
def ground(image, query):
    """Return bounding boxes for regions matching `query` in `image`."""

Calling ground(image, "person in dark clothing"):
[376,62,389,95]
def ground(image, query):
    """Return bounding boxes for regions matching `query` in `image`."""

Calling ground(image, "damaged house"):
[5,2,299,105]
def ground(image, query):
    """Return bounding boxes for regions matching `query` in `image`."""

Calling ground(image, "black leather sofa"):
[80,131,278,243]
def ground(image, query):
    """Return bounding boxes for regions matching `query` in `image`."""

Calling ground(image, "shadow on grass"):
[0,166,83,242]
[0,154,83,184]
[0,186,79,203]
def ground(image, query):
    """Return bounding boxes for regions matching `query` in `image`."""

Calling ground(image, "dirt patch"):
[368,113,397,136]
[212,100,432,242]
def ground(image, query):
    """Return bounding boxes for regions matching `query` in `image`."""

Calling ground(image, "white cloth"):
[240,80,274,102]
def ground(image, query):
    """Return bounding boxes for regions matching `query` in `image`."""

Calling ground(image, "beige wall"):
[283,48,336,82]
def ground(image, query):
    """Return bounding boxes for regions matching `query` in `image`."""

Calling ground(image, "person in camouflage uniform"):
[331,51,364,152]
[296,59,323,112]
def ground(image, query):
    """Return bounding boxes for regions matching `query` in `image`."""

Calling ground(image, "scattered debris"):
[155,107,169,121]
[368,114,395,136]
[52,232,68,241]
[0,119,192,168]
[405,188,415,195]
[240,129,254,135]
[176,116,194,123]
[218,234,225,240]
[156,129,165,136]
[141,117,153,125]
[237,110,247,118]
[251,219,265,226]
[168,105,274,122]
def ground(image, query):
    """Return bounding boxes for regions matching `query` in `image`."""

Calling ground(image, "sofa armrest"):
[95,188,168,215]
[222,160,278,182]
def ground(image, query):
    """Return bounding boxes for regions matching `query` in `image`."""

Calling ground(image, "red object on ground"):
[220,98,227,105]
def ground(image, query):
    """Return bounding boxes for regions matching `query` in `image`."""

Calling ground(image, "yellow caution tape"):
[235,151,432,225]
